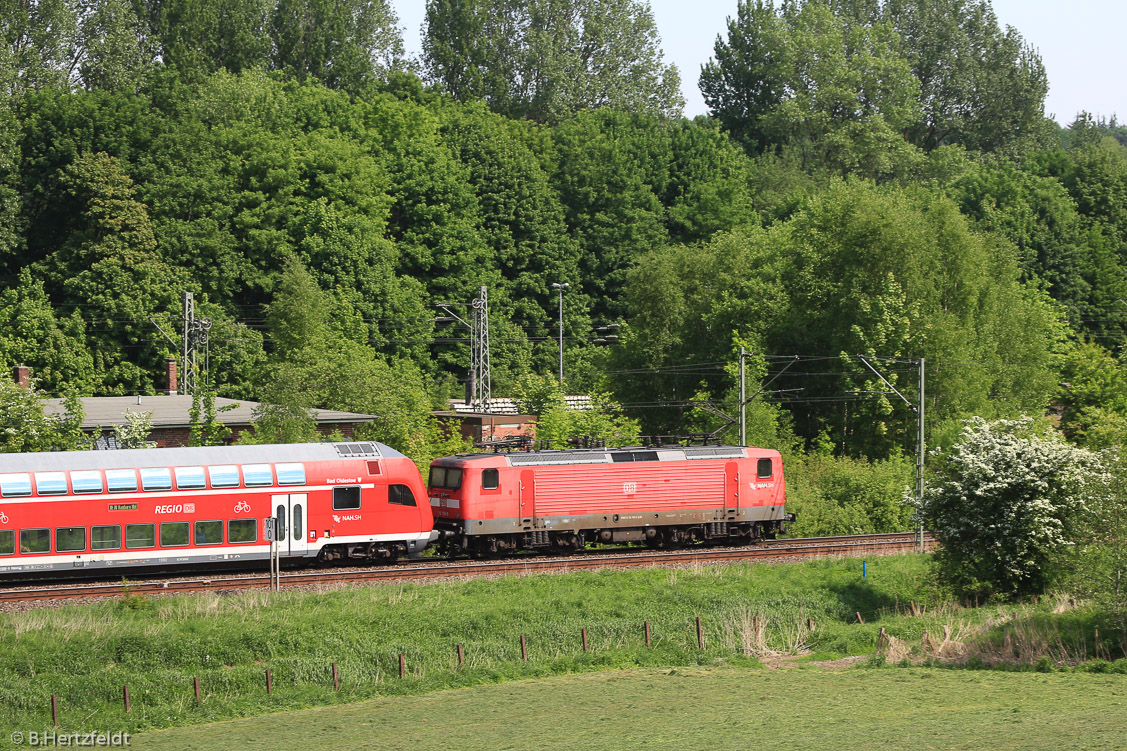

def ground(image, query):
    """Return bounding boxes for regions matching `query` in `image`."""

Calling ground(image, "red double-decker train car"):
[0,441,434,578]
[429,445,790,556]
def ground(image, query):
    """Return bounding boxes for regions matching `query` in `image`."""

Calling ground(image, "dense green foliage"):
[0,1,1124,544]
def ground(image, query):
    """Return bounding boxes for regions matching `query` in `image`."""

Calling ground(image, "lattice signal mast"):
[181,292,212,397]
[438,286,492,413]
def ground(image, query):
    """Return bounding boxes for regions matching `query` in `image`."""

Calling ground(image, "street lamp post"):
[551,282,569,383]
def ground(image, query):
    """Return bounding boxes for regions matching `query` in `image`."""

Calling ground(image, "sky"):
[391,0,1125,126]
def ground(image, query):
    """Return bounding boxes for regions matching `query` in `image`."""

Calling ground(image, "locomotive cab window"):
[333,486,361,510]
[126,523,156,549]
[20,528,50,554]
[0,529,13,556]
[194,520,222,545]
[757,458,773,479]
[482,469,499,490]
[389,484,416,507]
[56,527,86,553]
[428,466,462,490]
[92,525,121,551]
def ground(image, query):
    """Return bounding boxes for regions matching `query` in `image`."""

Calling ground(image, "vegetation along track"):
[0,533,933,605]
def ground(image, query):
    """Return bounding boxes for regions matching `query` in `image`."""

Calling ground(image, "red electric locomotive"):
[429,445,791,556]
[0,441,434,578]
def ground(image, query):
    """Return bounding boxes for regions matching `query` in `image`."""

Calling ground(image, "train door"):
[271,493,309,556]
[520,470,535,525]
[725,462,741,514]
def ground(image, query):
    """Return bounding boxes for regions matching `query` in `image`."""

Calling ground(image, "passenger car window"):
[126,524,156,549]
[0,473,31,497]
[228,519,257,543]
[0,529,13,555]
[161,522,190,547]
[105,469,138,492]
[208,465,240,488]
[20,528,50,554]
[140,468,172,491]
[56,527,86,552]
[194,520,221,545]
[34,472,67,495]
[92,525,121,550]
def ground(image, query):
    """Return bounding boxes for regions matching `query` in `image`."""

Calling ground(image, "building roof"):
[41,395,376,430]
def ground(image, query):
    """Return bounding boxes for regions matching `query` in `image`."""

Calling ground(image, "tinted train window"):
[208,465,240,488]
[0,529,12,555]
[20,528,50,554]
[482,469,499,490]
[389,484,416,507]
[228,519,257,543]
[757,458,773,479]
[140,468,172,491]
[175,467,206,490]
[71,470,103,494]
[0,473,32,497]
[276,463,306,486]
[161,522,190,547]
[92,525,121,551]
[243,464,273,487]
[333,486,361,510]
[194,521,222,545]
[428,466,462,490]
[106,469,138,492]
[126,524,156,549]
[292,505,303,541]
[34,472,67,495]
[56,527,86,552]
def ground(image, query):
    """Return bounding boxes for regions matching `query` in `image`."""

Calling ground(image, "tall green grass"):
[0,554,1100,739]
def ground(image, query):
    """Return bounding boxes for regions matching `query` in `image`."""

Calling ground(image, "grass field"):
[136,665,1127,751]
[1,554,1121,743]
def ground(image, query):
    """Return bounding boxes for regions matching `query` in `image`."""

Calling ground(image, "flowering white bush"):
[919,416,1108,598]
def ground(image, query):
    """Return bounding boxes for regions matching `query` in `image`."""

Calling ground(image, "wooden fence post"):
[856,612,864,624]
[123,685,130,714]
[456,644,465,667]
[520,635,528,661]
[332,662,340,691]
[696,617,704,649]
[193,677,200,703]
[644,621,651,646]
[581,628,588,652]
[266,669,273,695]
[51,695,58,727]
[398,654,406,678]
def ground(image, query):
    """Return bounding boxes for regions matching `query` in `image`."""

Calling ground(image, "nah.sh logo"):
[332,514,341,523]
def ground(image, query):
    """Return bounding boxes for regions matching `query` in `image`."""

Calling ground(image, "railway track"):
[0,532,933,605]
